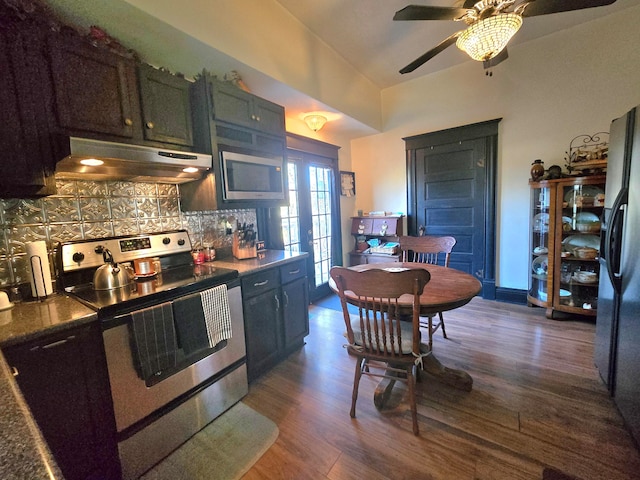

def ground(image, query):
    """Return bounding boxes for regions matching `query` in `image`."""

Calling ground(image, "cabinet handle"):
[124,118,133,126]
[288,269,300,275]
[253,279,269,287]
[11,366,18,377]
[274,294,280,311]
[283,290,289,307]
[41,335,76,350]
[146,121,154,129]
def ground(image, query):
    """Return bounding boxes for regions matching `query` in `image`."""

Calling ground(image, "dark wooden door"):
[406,120,499,298]
[414,138,486,276]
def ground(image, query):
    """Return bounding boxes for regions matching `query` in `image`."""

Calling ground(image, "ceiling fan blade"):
[399,32,461,74]
[520,0,617,17]
[393,5,469,21]
[463,0,477,7]
[483,48,509,69]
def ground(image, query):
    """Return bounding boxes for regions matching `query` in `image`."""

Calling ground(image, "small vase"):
[530,159,545,181]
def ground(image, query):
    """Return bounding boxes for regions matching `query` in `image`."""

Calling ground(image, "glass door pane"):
[309,165,333,289]
[280,162,301,252]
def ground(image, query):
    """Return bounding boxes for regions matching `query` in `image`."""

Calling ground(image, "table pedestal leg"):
[420,344,473,392]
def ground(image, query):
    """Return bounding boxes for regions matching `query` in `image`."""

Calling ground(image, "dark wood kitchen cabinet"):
[48,34,142,141]
[242,259,309,381]
[138,64,194,147]
[211,79,285,137]
[3,323,121,480]
[191,73,286,156]
[0,19,57,197]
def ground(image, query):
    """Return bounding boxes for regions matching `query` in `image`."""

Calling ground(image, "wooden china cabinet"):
[528,175,606,319]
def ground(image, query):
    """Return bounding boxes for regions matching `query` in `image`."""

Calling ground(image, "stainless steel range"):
[57,230,248,480]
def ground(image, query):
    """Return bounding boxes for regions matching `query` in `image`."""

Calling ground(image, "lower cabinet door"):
[243,289,282,381]
[282,277,309,351]
[3,324,120,480]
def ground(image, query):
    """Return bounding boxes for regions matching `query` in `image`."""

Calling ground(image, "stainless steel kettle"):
[93,249,134,290]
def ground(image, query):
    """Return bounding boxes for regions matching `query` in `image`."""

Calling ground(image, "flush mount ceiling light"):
[456,13,522,62]
[304,114,328,132]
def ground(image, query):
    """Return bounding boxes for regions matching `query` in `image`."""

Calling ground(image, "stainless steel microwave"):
[220,151,285,201]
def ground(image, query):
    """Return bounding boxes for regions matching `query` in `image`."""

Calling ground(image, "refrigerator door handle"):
[604,187,628,294]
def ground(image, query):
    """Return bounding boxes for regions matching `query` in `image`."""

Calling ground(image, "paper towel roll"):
[26,241,53,298]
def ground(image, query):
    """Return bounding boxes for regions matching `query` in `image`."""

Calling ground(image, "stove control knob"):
[72,252,85,263]
[162,237,171,245]
[177,238,185,246]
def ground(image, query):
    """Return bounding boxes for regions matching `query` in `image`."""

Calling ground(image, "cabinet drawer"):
[351,218,373,235]
[372,218,398,236]
[242,268,280,297]
[279,260,306,284]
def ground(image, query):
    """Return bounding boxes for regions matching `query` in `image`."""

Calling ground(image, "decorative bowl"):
[574,271,598,283]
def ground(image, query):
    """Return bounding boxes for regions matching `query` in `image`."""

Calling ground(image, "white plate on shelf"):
[538,289,571,302]
[575,212,600,223]
[563,234,600,251]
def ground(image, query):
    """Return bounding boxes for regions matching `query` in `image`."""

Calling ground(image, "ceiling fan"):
[394,0,617,74]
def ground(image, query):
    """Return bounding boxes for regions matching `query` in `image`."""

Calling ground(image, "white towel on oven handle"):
[199,284,232,348]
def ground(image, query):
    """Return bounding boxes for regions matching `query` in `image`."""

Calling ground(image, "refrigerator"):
[594,105,640,446]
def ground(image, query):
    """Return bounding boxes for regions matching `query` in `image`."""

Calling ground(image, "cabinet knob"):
[146,122,154,129]
[255,116,261,122]
[124,118,133,126]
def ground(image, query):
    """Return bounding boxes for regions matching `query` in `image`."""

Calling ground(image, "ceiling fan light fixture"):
[304,114,328,132]
[456,13,522,61]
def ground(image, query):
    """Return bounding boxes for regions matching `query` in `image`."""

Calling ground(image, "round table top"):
[331,262,482,315]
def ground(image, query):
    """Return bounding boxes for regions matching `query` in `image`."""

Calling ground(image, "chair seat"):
[350,318,418,354]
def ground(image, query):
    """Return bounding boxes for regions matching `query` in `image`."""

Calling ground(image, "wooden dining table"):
[330,262,482,407]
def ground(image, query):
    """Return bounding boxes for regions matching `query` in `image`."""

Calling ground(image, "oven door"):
[102,284,246,433]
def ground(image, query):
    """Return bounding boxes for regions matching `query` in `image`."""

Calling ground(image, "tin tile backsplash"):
[0,179,255,287]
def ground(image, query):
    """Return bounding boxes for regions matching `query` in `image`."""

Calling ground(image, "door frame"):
[258,133,342,302]
[404,119,500,299]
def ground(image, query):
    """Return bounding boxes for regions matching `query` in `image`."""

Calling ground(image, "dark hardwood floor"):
[242,297,640,480]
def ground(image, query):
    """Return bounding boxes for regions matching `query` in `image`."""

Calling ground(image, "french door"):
[281,151,340,301]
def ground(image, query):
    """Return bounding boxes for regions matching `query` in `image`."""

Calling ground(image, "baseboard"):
[495,287,528,305]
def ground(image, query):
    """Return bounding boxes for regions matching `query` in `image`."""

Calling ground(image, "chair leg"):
[428,316,434,351]
[351,357,364,419]
[407,366,419,435]
[439,312,447,339]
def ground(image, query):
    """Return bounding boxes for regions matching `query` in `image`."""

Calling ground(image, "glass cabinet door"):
[528,183,551,306]
[554,178,605,316]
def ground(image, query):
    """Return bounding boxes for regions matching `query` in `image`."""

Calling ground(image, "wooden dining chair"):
[329,266,431,435]
[399,235,457,350]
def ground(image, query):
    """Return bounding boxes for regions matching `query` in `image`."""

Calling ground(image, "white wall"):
[350,5,640,289]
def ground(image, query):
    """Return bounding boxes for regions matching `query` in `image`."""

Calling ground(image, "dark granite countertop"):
[211,249,308,275]
[0,294,98,348]
[0,294,97,480]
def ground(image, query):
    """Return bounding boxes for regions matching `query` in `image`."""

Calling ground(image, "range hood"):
[55,137,212,184]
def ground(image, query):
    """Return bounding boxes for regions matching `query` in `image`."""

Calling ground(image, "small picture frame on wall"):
[340,171,355,197]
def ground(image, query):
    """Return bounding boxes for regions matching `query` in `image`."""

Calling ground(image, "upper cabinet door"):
[211,79,285,136]
[48,34,141,140]
[138,64,194,147]
[0,23,56,197]
[211,80,255,129]
[252,96,285,137]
